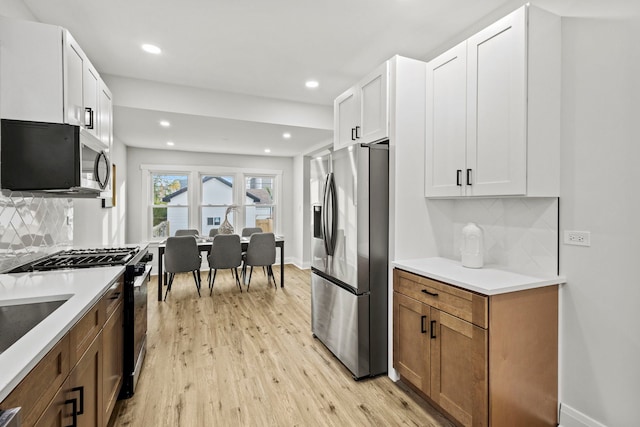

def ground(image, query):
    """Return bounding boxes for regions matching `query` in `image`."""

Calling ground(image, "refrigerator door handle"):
[322,172,337,256]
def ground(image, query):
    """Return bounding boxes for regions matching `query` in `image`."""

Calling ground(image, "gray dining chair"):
[163,235,202,300]
[241,227,263,237]
[175,229,199,237]
[208,228,219,237]
[243,232,276,290]
[207,234,243,294]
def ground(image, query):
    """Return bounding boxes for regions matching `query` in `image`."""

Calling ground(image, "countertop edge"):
[392,257,565,296]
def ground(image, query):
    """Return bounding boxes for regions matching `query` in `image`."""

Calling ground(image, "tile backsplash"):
[428,198,559,276]
[0,192,73,273]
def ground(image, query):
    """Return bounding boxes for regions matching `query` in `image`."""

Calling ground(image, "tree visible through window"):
[151,173,189,238]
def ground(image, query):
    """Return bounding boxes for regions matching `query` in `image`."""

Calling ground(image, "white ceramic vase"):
[461,222,484,268]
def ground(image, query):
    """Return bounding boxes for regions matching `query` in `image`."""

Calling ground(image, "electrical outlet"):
[564,230,591,247]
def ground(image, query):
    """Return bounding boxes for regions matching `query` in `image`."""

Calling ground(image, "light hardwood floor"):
[110,265,453,426]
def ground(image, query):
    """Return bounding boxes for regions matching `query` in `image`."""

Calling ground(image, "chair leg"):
[164,273,175,301]
[192,271,201,297]
[209,269,218,296]
[247,266,254,291]
[268,265,276,289]
[232,268,242,292]
[208,269,212,288]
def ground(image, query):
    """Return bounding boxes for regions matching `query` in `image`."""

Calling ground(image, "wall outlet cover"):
[564,230,591,246]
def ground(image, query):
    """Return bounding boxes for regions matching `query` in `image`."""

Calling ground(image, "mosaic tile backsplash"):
[429,198,559,276]
[0,192,73,273]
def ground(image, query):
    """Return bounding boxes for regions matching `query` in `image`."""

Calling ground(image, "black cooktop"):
[9,247,141,272]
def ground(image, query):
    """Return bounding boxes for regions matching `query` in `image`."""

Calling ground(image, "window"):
[200,175,235,235]
[244,175,275,233]
[143,165,281,241]
[151,173,189,238]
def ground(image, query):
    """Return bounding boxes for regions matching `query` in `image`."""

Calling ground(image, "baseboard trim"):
[559,403,608,427]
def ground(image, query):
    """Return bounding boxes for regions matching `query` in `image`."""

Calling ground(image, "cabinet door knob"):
[466,168,472,185]
[456,170,462,186]
[430,320,437,339]
[351,128,356,141]
[421,315,427,333]
[355,125,361,139]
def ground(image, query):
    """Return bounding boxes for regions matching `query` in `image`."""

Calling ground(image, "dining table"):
[156,235,285,301]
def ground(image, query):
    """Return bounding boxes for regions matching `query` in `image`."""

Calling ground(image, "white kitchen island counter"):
[392,257,565,295]
[0,266,124,402]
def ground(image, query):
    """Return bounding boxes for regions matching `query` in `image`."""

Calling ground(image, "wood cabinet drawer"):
[69,301,104,366]
[102,275,124,319]
[0,334,70,427]
[394,269,488,328]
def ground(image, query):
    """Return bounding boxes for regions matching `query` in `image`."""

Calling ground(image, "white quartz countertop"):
[0,266,124,402]
[392,257,565,295]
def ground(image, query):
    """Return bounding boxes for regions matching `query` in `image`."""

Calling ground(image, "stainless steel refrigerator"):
[310,142,389,379]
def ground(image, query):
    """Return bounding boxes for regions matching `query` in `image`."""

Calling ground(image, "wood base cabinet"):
[1,275,124,427]
[393,268,558,427]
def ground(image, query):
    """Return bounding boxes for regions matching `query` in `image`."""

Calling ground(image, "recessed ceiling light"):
[264,149,271,153]
[283,132,291,139]
[142,44,162,54]
[166,141,174,146]
[159,120,170,127]
[305,80,319,89]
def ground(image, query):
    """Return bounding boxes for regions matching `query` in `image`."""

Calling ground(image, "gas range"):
[8,246,143,273]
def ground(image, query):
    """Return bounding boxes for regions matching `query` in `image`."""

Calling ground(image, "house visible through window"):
[151,173,189,238]
[244,175,275,233]
[201,175,235,235]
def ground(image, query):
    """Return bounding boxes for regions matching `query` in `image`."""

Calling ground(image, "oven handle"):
[133,265,152,288]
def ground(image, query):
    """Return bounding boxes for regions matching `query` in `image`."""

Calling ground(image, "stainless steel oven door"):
[132,265,150,390]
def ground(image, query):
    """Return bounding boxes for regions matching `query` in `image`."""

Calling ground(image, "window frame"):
[141,164,282,241]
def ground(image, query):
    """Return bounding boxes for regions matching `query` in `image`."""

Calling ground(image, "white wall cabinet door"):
[425,42,467,197]
[334,62,389,150]
[466,6,527,196]
[63,31,85,127]
[359,62,388,145]
[98,81,113,151]
[84,62,100,139]
[334,87,358,150]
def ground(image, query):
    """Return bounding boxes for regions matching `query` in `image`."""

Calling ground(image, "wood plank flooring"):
[110,265,453,426]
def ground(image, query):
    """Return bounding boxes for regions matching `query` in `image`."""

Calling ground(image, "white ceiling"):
[16,0,640,157]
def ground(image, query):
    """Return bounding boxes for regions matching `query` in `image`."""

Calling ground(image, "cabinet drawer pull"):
[430,320,437,339]
[420,315,427,333]
[466,168,472,185]
[355,125,361,139]
[421,289,439,297]
[351,128,356,141]
[65,398,78,427]
[71,386,84,414]
[109,291,121,300]
[456,169,462,186]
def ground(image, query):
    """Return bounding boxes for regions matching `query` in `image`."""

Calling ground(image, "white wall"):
[557,16,640,427]
[0,0,35,20]
[73,136,127,247]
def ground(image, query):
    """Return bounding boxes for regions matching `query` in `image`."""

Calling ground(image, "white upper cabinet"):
[334,62,389,150]
[425,42,467,197]
[0,16,112,149]
[98,80,113,151]
[425,5,560,198]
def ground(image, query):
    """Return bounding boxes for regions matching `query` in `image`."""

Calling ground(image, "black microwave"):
[1,119,110,196]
